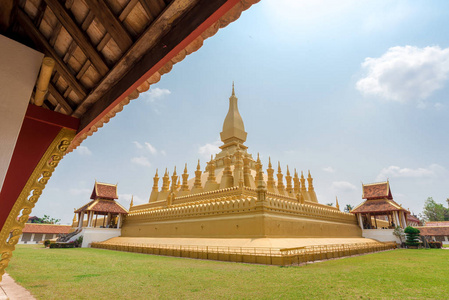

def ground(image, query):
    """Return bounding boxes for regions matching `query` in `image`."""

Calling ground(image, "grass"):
[6,245,449,299]
[443,244,449,248]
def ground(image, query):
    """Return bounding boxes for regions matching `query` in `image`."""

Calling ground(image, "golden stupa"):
[93,85,388,264]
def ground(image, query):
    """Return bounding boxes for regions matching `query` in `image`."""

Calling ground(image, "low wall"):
[91,240,396,266]
[82,228,121,248]
[362,229,401,244]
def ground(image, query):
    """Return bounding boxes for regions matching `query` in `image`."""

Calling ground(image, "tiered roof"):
[90,182,118,200]
[362,182,393,200]
[75,181,127,215]
[352,181,407,214]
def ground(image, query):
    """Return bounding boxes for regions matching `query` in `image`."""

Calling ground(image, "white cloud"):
[198,141,221,158]
[331,181,357,192]
[434,102,444,110]
[69,188,91,196]
[160,150,166,156]
[133,141,143,149]
[376,164,446,181]
[356,46,449,104]
[323,166,336,173]
[145,142,157,154]
[147,88,171,102]
[131,156,152,167]
[75,146,92,156]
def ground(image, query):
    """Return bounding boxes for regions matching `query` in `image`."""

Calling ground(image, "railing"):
[91,241,396,266]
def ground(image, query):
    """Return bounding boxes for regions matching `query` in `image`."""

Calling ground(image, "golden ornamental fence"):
[91,241,396,266]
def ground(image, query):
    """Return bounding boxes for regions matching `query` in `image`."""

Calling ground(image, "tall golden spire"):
[220,82,247,149]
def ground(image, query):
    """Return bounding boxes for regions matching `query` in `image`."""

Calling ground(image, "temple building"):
[91,85,391,263]
[66,181,128,247]
[351,181,415,243]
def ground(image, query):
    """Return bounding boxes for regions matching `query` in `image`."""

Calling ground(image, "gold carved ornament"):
[0,128,75,280]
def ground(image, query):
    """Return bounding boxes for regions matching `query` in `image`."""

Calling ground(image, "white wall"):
[82,228,121,248]
[362,229,402,244]
[0,35,43,191]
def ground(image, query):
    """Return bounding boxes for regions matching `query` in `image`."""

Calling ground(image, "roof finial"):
[232,81,235,96]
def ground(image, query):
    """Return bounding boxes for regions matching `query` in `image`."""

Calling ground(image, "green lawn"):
[6,245,449,299]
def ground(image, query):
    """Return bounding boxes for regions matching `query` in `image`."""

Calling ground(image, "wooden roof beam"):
[78,0,229,132]
[16,8,87,98]
[43,0,109,76]
[84,0,133,52]
[48,83,74,115]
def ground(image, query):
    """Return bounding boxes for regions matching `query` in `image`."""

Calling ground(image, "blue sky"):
[36,0,449,224]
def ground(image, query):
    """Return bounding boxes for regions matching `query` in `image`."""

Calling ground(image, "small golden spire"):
[267,157,275,190]
[173,166,177,176]
[293,168,300,194]
[232,81,235,96]
[181,163,189,191]
[197,159,201,171]
[130,195,134,208]
[72,214,77,223]
[277,162,285,191]
[335,197,340,210]
[285,165,292,194]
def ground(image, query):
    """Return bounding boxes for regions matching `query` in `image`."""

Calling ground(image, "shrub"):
[44,240,50,247]
[49,242,75,249]
[404,226,421,247]
[74,236,83,248]
[428,241,442,248]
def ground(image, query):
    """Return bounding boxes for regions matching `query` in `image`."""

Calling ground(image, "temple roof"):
[417,226,449,236]
[424,221,449,227]
[362,181,392,200]
[22,223,71,234]
[90,182,118,200]
[75,199,128,214]
[351,199,406,214]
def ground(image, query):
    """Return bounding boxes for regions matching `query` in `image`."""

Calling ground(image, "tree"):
[421,197,449,222]
[393,226,405,244]
[344,204,354,213]
[326,203,333,206]
[404,226,420,247]
[32,215,61,224]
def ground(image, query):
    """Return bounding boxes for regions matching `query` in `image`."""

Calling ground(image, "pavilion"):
[352,181,409,230]
[0,0,260,278]
[74,182,128,229]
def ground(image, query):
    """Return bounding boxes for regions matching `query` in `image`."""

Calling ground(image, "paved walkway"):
[0,273,35,300]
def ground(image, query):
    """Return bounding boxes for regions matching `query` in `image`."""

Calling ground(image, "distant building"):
[18,224,71,244]
[417,221,449,244]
